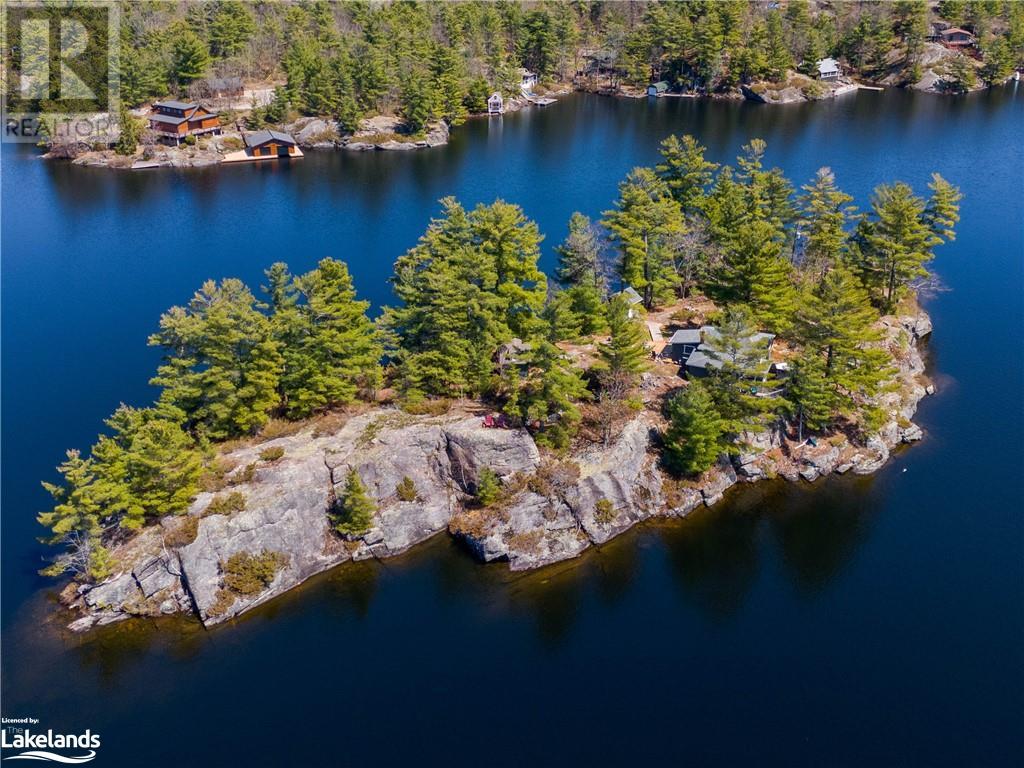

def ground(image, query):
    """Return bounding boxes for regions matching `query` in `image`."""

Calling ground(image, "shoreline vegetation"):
[37,0,1023,169]
[37,132,961,631]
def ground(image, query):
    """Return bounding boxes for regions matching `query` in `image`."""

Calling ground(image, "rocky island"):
[36,129,960,634]
[66,305,932,631]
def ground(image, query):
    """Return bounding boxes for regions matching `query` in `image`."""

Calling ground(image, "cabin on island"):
[519,68,538,93]
[613,285,644,318]
[243,130,300,158]
[488,92,504,114]
[816,58,841,80]
[938,27,975,48]
[647,81,670,97]
[663,326,775,379]
[148,100,221,144]
[496,338,532,372]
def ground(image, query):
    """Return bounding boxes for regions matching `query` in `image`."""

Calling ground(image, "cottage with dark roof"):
[221,130,304,164]
[148,100,221,144]
[663,325,775,379]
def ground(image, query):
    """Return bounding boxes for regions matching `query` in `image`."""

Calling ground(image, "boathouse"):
[647,81,669,97]
[488,92,504,114]
[243,130,300,158]
[816,58,841,80]
[148,101,221,144]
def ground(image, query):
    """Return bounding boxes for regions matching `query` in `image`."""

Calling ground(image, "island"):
[39,1,1022,168]
[34,133,962,631]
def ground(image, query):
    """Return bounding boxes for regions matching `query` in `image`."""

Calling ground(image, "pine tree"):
[852,181,942,311]
[797,167,856,281]
[149,279,283,439]
[662,381,726,477]
[90,405,203,530]
[598,296,649,378]
[507,339,589,451]
[555,213,607,336]
[281,258,383,418]
[784,352,838,440]
[603,168,686,309]
[715,220,797,333]
[655,134,718,212]
[114,102,142,156]
[382,198,546,398]
[431,44,468,125]
[795,264,891,408]
[701,306,779,435]
[38,451,112,581]
[923,173,962,245]
[333,467,376,537]
[400,67,438,134]
[172,29,210,85]
[208,0,255,58]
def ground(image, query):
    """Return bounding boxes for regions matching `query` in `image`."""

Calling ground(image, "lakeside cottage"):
[647,81,670,97]
[663,326,775,379]
[938,27,975,48]
[613,285,644,318]
[488,92,504,114]
[816,58,841,80]
[148,100,221,144]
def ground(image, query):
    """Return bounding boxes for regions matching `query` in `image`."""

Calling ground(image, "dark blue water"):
[2,89,1022,766]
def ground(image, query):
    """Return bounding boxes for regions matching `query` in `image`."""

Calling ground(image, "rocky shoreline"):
[63,309,934,633]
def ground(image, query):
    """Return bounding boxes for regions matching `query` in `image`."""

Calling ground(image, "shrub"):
[594,498,616,525]
[220,550,289,596]
[396,476,418,502]
[163,515,199,547]
[225,462,257,486]
[221,136,244,150]
[207,588,237,617]
[259,446,285,463]
[183,135,197,146]
[204,491,246,517]
[475,468,502,507]
[400,397,451,416]
[199,456,239,492]
[259,418,305,441]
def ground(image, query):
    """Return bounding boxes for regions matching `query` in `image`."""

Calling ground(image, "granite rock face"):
[67,311,934,631]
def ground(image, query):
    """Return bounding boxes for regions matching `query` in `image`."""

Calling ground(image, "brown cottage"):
[243,130,300,158]
[148,100,221,144]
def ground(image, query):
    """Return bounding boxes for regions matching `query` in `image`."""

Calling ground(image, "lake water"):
[2,89,1022,766]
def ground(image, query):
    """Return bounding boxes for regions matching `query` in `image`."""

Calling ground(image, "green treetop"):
[797,167,856,282]
[278,258,383,418]
[662,380,727,477]
[333,467,376,537]
[603,167,686,309]
[149,279,283,440]
[794,263,891,412]
[171,28,210,85]
[852,180,958,311]
[656,134,719,213]
[598,296,650,379]
[554,213,608,336]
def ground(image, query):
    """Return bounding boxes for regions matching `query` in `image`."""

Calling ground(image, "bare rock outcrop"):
[65,310,934,631]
